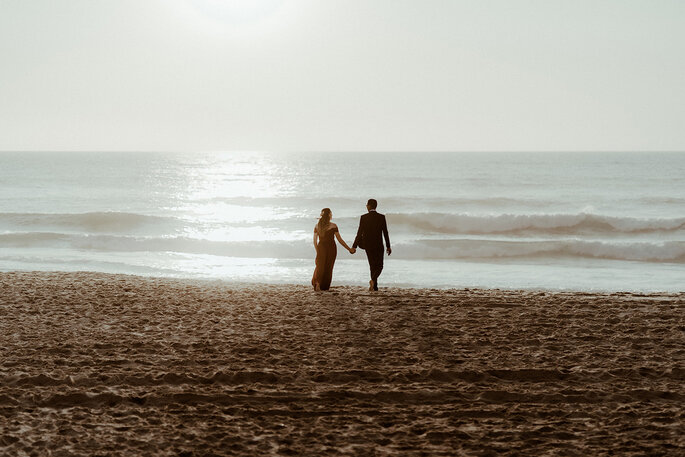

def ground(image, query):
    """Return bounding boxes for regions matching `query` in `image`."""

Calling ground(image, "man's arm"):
[382,215,391,255]
[352,216,363,249]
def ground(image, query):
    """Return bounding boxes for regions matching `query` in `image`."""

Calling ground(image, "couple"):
[312,199,391,292]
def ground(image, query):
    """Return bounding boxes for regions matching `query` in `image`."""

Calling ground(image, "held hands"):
[346,247,389,255]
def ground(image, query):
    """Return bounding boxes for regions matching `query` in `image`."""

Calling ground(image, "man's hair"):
[367,199,378,209]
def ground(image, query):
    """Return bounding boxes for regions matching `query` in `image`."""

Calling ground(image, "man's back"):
[357,211,390,251]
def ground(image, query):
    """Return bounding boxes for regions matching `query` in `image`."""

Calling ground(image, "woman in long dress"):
[312,208,354,291]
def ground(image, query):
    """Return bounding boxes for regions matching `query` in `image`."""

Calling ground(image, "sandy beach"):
[1,271,683,456]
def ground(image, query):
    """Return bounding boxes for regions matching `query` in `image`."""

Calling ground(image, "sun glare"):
[186,0,283,26]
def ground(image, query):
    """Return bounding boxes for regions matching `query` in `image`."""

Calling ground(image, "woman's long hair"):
[317,208,332,234]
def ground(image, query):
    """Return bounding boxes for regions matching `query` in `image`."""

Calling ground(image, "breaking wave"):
[388,212,685,235]
[400,239,685,263]
[0,212,182,233]
[4,211,683,239]
[1,233,683,263]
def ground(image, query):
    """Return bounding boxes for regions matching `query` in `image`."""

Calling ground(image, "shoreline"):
[1,269,683,295]
[2,271,683,455]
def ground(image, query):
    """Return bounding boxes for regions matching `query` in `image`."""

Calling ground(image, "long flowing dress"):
[312,225,338,290]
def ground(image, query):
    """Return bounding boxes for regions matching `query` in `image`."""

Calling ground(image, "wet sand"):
[1,271,683,456]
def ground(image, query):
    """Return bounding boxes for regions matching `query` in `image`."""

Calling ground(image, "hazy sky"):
[1,0,683,152]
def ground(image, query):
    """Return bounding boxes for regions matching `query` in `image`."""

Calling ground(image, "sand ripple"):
[1,272,683,456]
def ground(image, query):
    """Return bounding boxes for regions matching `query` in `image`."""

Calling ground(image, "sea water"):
[1,151,683,291]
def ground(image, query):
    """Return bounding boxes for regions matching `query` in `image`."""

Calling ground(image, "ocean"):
[1,151,683,292]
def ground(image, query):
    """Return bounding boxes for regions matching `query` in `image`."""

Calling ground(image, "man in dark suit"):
[351,199,391,291]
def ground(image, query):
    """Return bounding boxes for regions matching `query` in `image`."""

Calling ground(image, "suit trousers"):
[365,247,384,288]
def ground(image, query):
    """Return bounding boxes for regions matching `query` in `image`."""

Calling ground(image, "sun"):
[186,0,284,26]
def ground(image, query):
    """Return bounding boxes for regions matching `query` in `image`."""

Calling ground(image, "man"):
[351,199,391,291]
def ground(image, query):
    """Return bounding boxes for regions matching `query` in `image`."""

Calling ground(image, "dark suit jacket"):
[353,210,390,251]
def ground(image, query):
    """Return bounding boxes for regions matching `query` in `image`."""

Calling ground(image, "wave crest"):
[0,212,180,233]
[388,212,685,235]
[1,233,683,263]
[400,239,685,262]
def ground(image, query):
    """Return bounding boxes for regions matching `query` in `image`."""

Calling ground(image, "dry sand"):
[1,271,683,456]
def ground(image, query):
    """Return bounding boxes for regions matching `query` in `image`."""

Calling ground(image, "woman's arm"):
[334,230,353,253]
[313,227,318,250]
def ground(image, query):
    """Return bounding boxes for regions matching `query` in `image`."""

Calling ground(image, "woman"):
[312,208,353,291]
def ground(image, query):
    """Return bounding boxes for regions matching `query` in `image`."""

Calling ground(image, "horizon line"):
[1,149,684,154]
